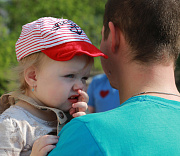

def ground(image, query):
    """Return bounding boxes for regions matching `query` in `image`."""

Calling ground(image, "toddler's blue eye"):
[65,74,75,78]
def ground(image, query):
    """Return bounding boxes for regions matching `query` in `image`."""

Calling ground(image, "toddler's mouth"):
[68,95,79,103]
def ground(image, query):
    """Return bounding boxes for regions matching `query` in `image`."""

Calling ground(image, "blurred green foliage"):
[0,0,107,95]
[1,0,180,95]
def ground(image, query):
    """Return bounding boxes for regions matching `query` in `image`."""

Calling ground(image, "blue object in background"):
[87,74,120,112]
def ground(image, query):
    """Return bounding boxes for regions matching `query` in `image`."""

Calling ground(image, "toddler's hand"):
[69,90,88,117]
[30,135,59,156]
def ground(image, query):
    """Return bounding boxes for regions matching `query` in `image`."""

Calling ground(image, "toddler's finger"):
[72,111,86,117]
[33,135,59,150]
[72,102,88,112]
[69,107,76,115]
[44,136,59,145]
[78,90,89,103]
[41,145,57,156]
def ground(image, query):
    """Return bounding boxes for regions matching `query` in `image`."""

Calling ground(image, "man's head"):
[102,0,180,64]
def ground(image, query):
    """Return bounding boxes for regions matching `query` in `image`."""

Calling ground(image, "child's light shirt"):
[0,105,57,156]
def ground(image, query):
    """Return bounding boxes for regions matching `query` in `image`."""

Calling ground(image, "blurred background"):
[0,0,180,95]
[0,0,106,95]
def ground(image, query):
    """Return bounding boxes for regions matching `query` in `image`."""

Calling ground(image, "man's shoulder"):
[51,96,180,156]
[62,110,115,130]
[67,108,123,130]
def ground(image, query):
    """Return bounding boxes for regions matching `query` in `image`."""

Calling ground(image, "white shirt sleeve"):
[0,115,24,155]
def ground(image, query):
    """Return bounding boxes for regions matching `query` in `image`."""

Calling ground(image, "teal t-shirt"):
[49,95,180,156]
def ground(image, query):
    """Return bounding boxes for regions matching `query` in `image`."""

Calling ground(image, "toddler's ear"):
[24,66,37,86]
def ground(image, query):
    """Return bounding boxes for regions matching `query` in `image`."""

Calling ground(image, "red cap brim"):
[41,41,108,61]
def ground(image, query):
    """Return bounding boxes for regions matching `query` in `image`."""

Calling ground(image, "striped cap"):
[15,17,108,61]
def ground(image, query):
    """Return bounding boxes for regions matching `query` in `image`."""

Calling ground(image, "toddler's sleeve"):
[0,116,24,155]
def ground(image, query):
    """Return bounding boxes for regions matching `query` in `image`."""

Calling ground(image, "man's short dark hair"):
[103,0,180,64]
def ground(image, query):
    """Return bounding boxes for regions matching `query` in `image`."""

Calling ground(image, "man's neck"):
[118,62,180,104]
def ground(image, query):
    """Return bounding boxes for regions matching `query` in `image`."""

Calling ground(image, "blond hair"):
[16,52,47,93]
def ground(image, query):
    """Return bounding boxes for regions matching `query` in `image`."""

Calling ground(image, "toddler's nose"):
[73,80,85,91]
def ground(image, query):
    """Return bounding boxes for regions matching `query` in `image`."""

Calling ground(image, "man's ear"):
[109,22,127,55]
[24,66,37,87]
[108,22,120,53]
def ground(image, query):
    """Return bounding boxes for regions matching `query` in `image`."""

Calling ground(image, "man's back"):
[49,95,180,155]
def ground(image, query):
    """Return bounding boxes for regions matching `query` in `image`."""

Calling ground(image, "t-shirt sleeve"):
[48,119,103,156]
[0,116,24,155]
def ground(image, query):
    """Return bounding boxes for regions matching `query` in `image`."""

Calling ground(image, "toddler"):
[0,17,107,155]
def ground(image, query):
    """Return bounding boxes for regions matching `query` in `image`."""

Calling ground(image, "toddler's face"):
[32,55,92,112]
